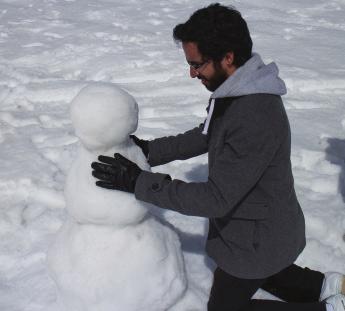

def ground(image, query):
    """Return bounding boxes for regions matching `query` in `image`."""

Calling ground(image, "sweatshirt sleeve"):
[135,98,285,218]
[147,123,208,167]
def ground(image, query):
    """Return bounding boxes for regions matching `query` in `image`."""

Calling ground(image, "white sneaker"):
[320,272,344,301]
[326,294,345,311]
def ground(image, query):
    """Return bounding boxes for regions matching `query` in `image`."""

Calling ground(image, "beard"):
[198,62,228,92]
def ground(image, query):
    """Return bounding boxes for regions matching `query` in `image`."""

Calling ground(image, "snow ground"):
[0,0,344,310]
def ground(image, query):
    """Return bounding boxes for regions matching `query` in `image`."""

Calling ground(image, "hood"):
[202,53,287,134]
[211,53,287,99]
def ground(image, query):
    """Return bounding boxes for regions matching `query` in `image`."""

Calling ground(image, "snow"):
[70,83,138,151]
[63,83,150,226]
[47,83,187,310]
[0,0,344,310]
[47,217,187,311]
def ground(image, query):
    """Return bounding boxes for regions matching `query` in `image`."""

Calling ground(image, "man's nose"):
[189,66,198,78]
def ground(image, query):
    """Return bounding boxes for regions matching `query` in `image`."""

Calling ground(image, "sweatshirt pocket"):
[220,203,269,251]
[231,202,270,220]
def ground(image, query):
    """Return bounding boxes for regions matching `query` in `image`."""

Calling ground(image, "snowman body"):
[47,84,187,311]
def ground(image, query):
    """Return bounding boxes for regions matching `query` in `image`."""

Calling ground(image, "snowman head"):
[70,83,138,151]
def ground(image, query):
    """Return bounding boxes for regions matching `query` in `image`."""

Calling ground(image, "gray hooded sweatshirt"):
[203,53,287,134]
[135,53,306,279]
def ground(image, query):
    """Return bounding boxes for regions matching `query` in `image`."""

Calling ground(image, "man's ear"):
[224,52,234,66]
[221,51,237,76]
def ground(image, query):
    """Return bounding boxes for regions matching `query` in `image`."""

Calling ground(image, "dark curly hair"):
[173,3,252,67]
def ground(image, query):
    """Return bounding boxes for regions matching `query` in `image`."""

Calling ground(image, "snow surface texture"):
[0,0,344,310]
[47,83,187,311]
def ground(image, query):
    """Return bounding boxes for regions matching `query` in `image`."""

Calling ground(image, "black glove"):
[91,153,142,193]
[130,135,149,158]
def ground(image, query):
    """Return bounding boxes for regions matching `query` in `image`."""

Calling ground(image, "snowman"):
[47,83,187,311]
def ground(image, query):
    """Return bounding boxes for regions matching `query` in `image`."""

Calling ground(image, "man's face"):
[182,42,229,92]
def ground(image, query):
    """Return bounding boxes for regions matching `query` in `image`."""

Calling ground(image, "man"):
[91,4,345,311]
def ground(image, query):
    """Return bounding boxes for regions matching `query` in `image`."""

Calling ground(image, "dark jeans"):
[208,264,326,311]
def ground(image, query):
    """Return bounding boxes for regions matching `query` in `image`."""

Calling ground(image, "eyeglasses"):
[187,59,210,71]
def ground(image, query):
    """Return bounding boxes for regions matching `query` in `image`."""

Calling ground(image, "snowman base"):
[47,217,187,311]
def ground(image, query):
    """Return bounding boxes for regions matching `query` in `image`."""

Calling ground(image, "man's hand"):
[91,153,142,193]
[130,135,149,158]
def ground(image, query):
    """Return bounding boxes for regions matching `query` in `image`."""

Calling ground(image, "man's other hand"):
[130,135,149,158]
